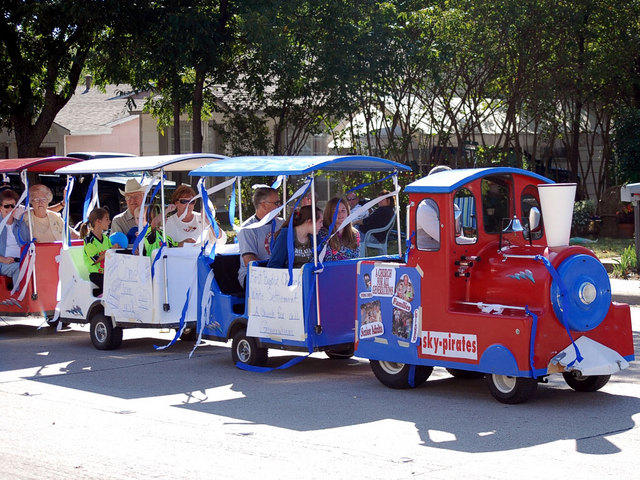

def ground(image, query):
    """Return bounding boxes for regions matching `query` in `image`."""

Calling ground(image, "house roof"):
[405,167,553,194]
[54,84,144,135]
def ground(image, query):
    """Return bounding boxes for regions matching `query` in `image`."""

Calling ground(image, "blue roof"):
[404,167,553,194]
[190,155,410,177]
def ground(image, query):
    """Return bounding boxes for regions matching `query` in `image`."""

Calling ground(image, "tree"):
[0,1,139,157]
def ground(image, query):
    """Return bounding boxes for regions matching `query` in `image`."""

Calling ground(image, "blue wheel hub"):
[550,254,611,332]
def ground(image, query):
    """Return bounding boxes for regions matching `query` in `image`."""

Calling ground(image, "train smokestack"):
[537,183,576,247]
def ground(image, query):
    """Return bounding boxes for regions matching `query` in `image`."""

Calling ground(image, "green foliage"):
[612,108,640,185]
[572,200,597,231]
[612,245,638,278]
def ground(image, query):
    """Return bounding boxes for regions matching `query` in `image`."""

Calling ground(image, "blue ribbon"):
[534,255,583,365]
[82,175,97,222]
[18,239,34,263]
[271,175,284,189]
[235,353,311,372]
[198,181,221,240]
[525,305,539,378]
[408,364,416,387]
[286,178,313,286]
[153,287,191,350]
[150,242,166,279]
[131,180,162,254]
[404,231,415,263]
[229,180,236,227]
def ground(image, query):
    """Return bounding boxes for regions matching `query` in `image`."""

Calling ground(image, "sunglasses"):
[2,204,15,209]
[177,198,194,205]
[262,200,282,206]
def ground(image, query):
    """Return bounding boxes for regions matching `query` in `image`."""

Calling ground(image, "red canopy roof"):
[0,156,80,174]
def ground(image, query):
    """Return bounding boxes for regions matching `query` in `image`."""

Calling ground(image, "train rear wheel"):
[562,372,610,392]
[486,374,537,404]
[90,313,122,350]
[325,346,354,359]
[370,360,432,389]
[231,329,268,366]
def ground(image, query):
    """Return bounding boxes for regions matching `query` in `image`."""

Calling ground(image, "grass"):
[586,237,635,259]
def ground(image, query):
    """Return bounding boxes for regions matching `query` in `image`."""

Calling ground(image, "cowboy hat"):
[119,179,145,195]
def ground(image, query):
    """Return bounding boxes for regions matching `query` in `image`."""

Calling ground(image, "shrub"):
[572,199,596,233]
[612,245,637,278]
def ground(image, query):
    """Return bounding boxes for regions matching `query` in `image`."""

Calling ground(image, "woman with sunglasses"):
[165,185,227,247]
[0,189,29,288]
[28,184,78,242]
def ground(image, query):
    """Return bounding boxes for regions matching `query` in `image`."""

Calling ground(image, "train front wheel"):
[231,329,268,366]
[89,313,123,350]
[370,360,432,389]
[486,374,537,404]
[562,372,610,392]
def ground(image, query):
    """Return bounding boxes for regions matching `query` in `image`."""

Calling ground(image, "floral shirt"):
[319,227,360,262]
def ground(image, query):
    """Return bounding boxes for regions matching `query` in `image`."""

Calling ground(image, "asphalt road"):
[1,308,639,480]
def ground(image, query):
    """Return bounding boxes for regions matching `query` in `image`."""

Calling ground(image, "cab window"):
[521,185,543,240]
[416,199,440,251]
[453,188,477,244]
[481,175,512,234]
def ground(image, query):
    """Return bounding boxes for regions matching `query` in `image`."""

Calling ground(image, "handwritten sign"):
[103,251,153,323]
[247,266,306,341]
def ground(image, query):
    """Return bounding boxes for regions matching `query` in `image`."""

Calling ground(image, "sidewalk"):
[611,277,640,306]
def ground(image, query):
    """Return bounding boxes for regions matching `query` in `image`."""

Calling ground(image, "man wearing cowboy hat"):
[111,179,145,244]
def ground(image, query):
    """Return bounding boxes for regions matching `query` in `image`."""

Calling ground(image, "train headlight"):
[550,254,611,332]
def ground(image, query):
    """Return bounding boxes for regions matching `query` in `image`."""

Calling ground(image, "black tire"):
[486,374,538,404]
[179,327,198,342]
[446,368,485,379]
[90,313,123,350]
[370,360,433,389]
[231,329,268,366]
[562,372,610,392]
[325,345,355,359]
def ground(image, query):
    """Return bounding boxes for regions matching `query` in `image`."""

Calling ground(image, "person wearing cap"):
[111,179,145,244]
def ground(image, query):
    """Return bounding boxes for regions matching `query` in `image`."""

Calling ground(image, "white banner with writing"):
[247,266,306,341]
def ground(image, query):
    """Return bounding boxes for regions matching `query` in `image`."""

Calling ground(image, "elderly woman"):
[165,184,226,246]
[28,184,77,242]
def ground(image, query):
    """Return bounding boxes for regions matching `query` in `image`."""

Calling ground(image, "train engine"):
[354,167,634,404]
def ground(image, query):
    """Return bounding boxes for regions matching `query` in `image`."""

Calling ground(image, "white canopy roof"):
[56,153,227,175]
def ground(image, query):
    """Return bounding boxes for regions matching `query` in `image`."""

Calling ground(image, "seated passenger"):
[165,185,226,247]
[0,190,29,289]
[267,206,323,269]
[28,184,78,242]
[111,179,145,244]
[237,187,284,288]
[356,190,395,242]
[80,208,124,296]
[454,204,476,245]
[318,197,360,261]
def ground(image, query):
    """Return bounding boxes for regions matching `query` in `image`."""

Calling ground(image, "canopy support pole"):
[237,177,243,224]
[160,170,170,311]
[282,177,287,218]
[21,171,37,299]
[393,172,402,256]
[311,174,321,334]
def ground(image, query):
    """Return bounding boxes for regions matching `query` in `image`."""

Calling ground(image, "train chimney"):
[538,183,577,247]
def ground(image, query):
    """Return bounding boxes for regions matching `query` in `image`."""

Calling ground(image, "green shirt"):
[142,229,177,257]
[83,232,112,274]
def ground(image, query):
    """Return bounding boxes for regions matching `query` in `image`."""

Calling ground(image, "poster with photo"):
[357,262,421,344]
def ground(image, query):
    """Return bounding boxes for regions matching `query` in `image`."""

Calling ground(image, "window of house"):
[453,188,478,244]
[521,185,543,240]
[416,198,440,251]
[481,175,512,234]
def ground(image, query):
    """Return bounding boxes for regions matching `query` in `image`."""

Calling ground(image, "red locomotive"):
[355,167,633,403]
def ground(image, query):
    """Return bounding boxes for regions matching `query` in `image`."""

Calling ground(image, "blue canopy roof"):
[404,167,553,194]
[190,155,410,177]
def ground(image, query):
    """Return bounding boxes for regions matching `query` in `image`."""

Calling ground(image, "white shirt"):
[5,225,21,257]
[165,211,227,246]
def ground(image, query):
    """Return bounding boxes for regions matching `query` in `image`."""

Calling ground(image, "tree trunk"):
[172,96,181,155]
[192,67,205,153]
